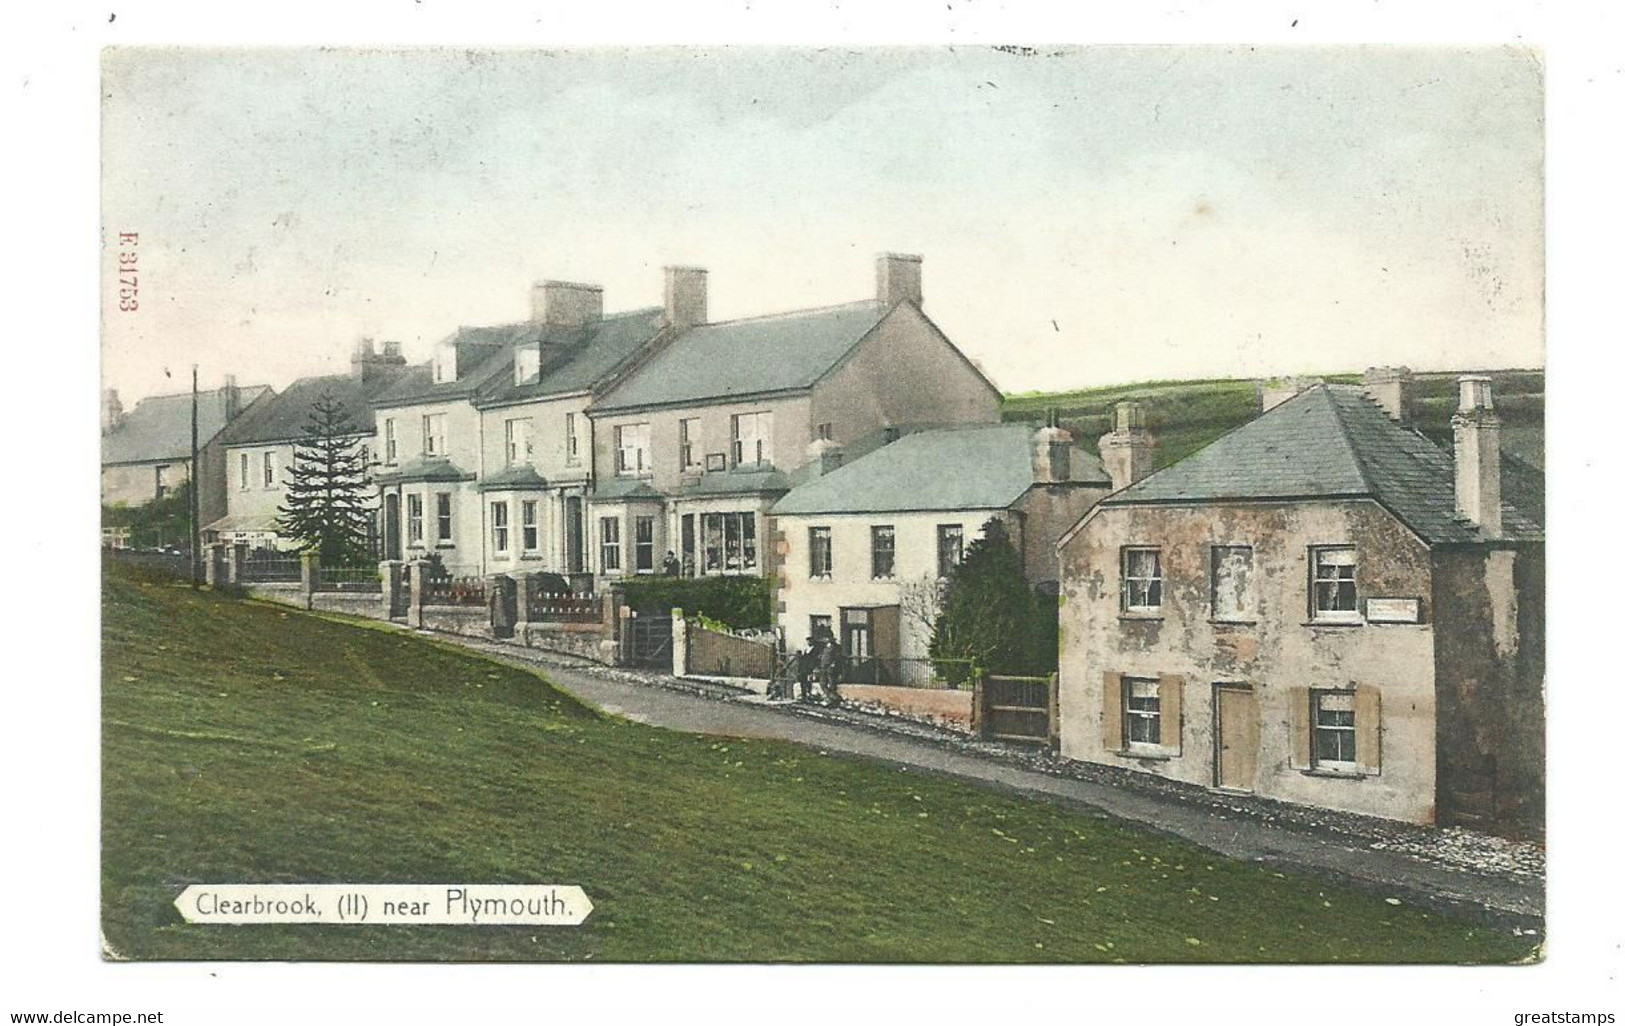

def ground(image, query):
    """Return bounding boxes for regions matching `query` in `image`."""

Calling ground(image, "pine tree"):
[277,390,375,567]
[928,518,1053,684]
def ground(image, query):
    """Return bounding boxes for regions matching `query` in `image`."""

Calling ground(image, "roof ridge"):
[694,298,883,330]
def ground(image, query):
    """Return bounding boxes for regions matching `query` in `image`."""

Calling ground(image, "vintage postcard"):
[96,44,1546,976]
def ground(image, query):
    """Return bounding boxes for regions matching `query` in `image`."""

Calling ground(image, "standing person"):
[797,638,817,703]
[818,632,844,707]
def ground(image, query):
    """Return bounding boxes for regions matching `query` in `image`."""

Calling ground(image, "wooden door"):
[1215,685,1259,791]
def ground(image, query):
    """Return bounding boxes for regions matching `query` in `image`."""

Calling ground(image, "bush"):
[929,519,1058,684]
[620,576,773,631]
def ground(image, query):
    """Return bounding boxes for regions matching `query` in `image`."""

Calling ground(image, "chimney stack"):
[101,388,124,435]
[663,266,708,331]
[352,336,407,382]
[804,437,844,479]
[1031,412,1074,485]
[531,280,604,328]
[1258,376,1323,413]
[1452,375,1502,537]
[876,253,923,309]
[223,374,241,419]
[1098,401,1153,492]
[1363,366,1413,422]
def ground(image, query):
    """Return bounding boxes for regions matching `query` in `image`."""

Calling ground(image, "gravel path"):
[431,631,1545,928]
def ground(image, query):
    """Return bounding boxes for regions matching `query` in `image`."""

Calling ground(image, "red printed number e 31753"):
[117,231,139,312]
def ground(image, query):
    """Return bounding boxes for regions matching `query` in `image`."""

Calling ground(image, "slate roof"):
[372,456,476,484]
[675,466,794,498]
[771,423,1109,517]
[590,478,667,502]
[371,309,667,410]
[102,384,272,465]
[477,466,551,491]
[1103,384,1543,544]
[590,301,893,413]
[217,373,394,447]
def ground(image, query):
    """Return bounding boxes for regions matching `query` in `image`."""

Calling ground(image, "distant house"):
[101,378,272,544]
[586,254,1004,583]
[771,419,1115,684]
[1056,375,1544,833]
[206,341,407,549]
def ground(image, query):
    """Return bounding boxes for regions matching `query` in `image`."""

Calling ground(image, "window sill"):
[435,543,457,550]
[1119,612,1164,622]
[1210,619,1257,627]
[1113,748,1176,763]
[1299,767,1369,780]
[1303,619,1364,628]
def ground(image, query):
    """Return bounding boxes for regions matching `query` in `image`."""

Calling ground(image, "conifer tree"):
[277,390,374,567]
[928,518,1054,684]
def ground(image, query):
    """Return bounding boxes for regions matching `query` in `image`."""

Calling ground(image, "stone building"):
[770,420,1114,684]
[101,378,272,543]
[1055,377,1544,834]
[585,253,1004,583]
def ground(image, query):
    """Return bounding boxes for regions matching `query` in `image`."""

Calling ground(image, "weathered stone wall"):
[1431,544,1545,836]
[1012,479,1112,588]
[310,591,389,620]
[1057,498,1439,824]
[418,605,490,638]
[685,622,775,679]
[840,684,973,733]
[243,582,308,608]
[517,622,612,664]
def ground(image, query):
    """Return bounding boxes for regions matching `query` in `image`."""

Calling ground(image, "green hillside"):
[1002,370,1545,471]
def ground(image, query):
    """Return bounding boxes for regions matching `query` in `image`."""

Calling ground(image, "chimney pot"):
[531,280,604,327]
[876,253,923,308]
[663,266,708,331]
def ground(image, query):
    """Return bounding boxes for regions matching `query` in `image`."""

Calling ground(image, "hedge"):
[619,576,774,631]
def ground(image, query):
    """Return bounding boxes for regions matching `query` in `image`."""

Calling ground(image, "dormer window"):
[515,346,541,386]
[433,347,457,384]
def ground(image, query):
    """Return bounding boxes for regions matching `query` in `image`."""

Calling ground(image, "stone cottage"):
[1055,376,1544,834]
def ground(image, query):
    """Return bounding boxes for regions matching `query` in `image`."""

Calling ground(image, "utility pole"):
[190,364,201,588]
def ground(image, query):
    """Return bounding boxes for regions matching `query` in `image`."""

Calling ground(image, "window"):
[936,524,964,580]
[515,346,540,385]
[1123,547,1162,613]
[679,418,701,471]
[262,451,276,488]
[154,465,172,501]
[521,500,539,553]
[435,493,453,544]
[1211,545,1255,622]
[1124,677,1161,746]
[422,414,447,458]
[700,512,758,574]
[407,494,424,545]
[504,418,533,467]
[731,411,772,467]
[809,526,833,578]
[809,614,834,644]
[384,418,397,463]
[600,516,622,571]
[239,452,250,490]
[815,422,834,442]
[870,525,896,579]
[1311,546,1359,621]
[565,413,580,464]
[615,423,651,476]
[491,501,510,554]
[1312,691,1357,769]
[635,516,655,572]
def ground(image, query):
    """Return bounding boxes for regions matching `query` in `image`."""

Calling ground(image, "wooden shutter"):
[1102,671,1123,752]
[1289,686,1311,769]
[1158,673,1184,755]
[1354,683,1382,775]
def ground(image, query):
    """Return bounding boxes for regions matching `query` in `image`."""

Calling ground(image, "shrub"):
[620,575,773,631]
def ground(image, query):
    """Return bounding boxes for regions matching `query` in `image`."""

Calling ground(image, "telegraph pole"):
[190,364,201,588]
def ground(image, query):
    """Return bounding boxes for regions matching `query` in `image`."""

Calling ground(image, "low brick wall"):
[686,623,774,680]
[839,684,974,734]
[418,605,490,638]
[243,582,308,609]
[517,622,612,664]
[311,591,388,620]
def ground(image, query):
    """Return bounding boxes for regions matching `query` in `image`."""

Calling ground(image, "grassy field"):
[1001,369,1544,470]
[102,562,1535,963]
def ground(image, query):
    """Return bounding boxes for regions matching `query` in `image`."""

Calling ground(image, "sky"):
[100,46,1544,403]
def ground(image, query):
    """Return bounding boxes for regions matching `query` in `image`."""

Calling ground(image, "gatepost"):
[228,542,248,586]
[670,606,687,677]
[970,664,987,740]
[601,584,627,665]
[379,560,405,619]
[407,559,427,629]
[1047,671,1061,750]
[204,543,225,588]
[298,550,319,609]
[514,571,536,625]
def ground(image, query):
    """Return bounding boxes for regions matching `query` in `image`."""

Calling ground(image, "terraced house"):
[585,253,1003,583]
[1056,374,1544,834]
